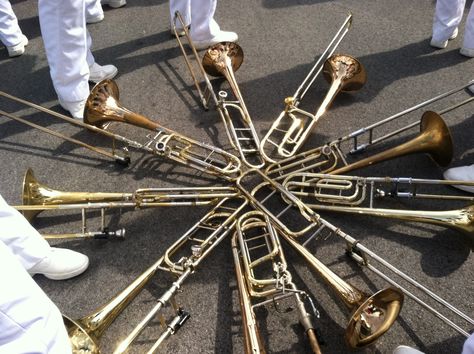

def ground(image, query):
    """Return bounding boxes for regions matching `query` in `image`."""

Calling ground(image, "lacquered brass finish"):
[281,233,403,348]
[85,79,242,180]
[264,82,474,180]
[283,173,474,238]
[260,54,366,162]
[114,196,247,353]
[18,168,239,239]
[64,196,247,353]
[232,211,322,353]
[173,15,264,169]
[330,111,453,175]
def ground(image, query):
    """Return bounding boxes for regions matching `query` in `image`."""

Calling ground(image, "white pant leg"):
[432,0,466,42]
[38,0,92,103]
[85,0,104,21]
[0,0,23,47]
[462,3,474,49]
[170,0,191,28]
[0,195,50,270]
[189,0,220,41]
[0,242,72,354]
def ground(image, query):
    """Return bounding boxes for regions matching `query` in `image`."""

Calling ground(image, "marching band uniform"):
[85,0,127,24]
[431,0,474,57]
[0,0,28,57]
[38,0,117,119]
[170,0,238,49]
[0,194,88,352]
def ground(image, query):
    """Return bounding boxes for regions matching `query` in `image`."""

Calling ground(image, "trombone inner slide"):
[232,210,322,354]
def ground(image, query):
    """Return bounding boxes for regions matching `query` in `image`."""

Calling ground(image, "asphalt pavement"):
[0,0,473,353]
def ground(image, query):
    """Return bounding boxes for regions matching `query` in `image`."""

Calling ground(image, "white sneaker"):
[469,84,474,94]
[28,248,89,280]
[87,13,105,24]
[430,27,458,49]
[393,345,425,354]
[101,0,126,8]
[6,34,28,57]
[192,30,238,50]
[443,164,474,194]
[88,62,118,83]
[460,47,474,58]
[59,98,87,119]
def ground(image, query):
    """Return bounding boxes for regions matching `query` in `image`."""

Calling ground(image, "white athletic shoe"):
[460,47,474,58]
[430,27,458,49]
[192,30,238,50]
[86,12,105,24]
[102,0,126,8]
[6,34,28,57]
[393,345,425,354]
[89,62,118,83]
[59,98,87,119]
[28,248,89,280]
[443,164,474,194]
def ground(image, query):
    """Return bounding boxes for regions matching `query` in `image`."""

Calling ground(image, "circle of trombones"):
[1,9,474,352]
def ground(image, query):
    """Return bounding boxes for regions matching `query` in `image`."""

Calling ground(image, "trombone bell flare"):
[345,287,404,348]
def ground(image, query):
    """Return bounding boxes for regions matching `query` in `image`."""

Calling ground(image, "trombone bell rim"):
[345,287,404,348]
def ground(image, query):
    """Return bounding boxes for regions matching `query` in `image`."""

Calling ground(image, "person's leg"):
[0,0,28,57]
[38,0,90,105]
[189,0,219,41]
[189,0,238,49]
[431,0,465,48]
[0,241,72,354]
[170,0,191,31]
[460,3,474,57]
[443,164,474,193]
[0,194,89,279]
[85,0,104,24]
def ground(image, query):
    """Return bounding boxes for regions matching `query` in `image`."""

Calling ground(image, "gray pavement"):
[0,0,473,353]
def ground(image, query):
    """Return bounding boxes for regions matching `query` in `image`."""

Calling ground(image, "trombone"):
[232,210,322,353]
[0,80,242,181]
[15,168,239,240]
[85,79,242,180]
[113,195,247,353]
[66,195,247,354]
[260,13,367,162]
[278,210,474,339]
[265,81,474,180]
[282,173,474,238]
[173,11,265,168]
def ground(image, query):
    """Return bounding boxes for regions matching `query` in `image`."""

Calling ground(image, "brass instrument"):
[281,233,403,348]
[0,81,242,180]
[65,196,247,354]
[282,173,474,238]
[16,168,238,239]
[173,12,264,168]
[265,81,474,180]
[232,210,322,353]
[260,14,367,162]
[114,196,247,353]
[85,79,242,180]
[281,210,474,339]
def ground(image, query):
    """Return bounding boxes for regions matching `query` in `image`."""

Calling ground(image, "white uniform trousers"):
[0,242,72,354]
[432,0,474,50]
[0,195,50,270]
[0,0,23,47]
[0,195,71,354]
[38,0,95,103]
[85,0,104,21]
[170,0,220,41]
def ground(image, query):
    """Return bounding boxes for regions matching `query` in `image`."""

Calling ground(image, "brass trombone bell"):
[322,54,367,93]
[323,110,453,175]
[202,42,244,78]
